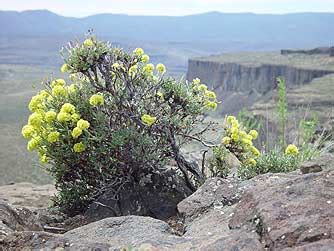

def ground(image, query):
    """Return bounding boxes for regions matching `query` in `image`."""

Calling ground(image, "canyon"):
[187,51,334,120]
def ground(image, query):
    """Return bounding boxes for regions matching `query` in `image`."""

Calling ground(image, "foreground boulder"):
[229,169,334,250]
[1,154,334,250]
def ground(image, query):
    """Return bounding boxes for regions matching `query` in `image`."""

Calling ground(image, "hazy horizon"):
[2,8,334,18]
[2,0,334,17]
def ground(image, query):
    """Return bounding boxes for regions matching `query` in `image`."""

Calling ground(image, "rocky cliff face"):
[187,59,334,94]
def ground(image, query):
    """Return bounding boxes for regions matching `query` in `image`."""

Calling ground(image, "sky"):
[1,0,334,17]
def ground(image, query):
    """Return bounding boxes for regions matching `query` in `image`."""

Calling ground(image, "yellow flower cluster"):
[83,38,94,47]
[70,119,90,140]
[60,63,70,73]
[77,119,90,130]
[133,47,144,56]
[22,125,35,139]
[129,65,138,77]
[28,95,45,112]
[141,54,150,63]
[47,131,60,143]
[221,115,260,165]
[191,78,218,111]
[285,144,299,155]
[71,127,82,139]
[143,63,155,75]
[141,114,157,126]
[156,63,166,74]
[73,142,86,153]
[45,110,57,123]
[22,78,91,163]
[57,103,78,123]
[157,91,164,100]
[89,94,104,106]
[51,79,65,88]
[67,84,77,94]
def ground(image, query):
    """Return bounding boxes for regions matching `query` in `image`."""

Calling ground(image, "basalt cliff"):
[187,51,334,122]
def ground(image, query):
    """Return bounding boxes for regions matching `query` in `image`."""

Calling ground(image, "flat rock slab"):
[178,177,242,222]
[0,182,56,208]
[61,214,263,250]
[63,215,188,249]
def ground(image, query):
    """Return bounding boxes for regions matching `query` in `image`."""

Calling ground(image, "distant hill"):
[0,10,333,47]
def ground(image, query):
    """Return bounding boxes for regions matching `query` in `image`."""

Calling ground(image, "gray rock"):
[2,155,334,250]
[182,205,264,250]
[50,214,264,250]
[0,201,43,241]
[0,231,112,251]
[282,239,334,251]
[178,177,242,222]
[300,153,334,174]
[64,215,188,249]
[300,161,323,174]
[229,169,334,250]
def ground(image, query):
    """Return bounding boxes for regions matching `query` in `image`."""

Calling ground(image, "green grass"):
[195,52,334,71]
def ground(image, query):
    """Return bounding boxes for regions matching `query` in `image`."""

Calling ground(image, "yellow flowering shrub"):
[209,115,261,177]
[22,36,218,214]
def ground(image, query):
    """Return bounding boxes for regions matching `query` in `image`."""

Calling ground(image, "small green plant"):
[21,36,218,214]
[276,77,288,149]
[208,146,230,178]
[238,147,299,180]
